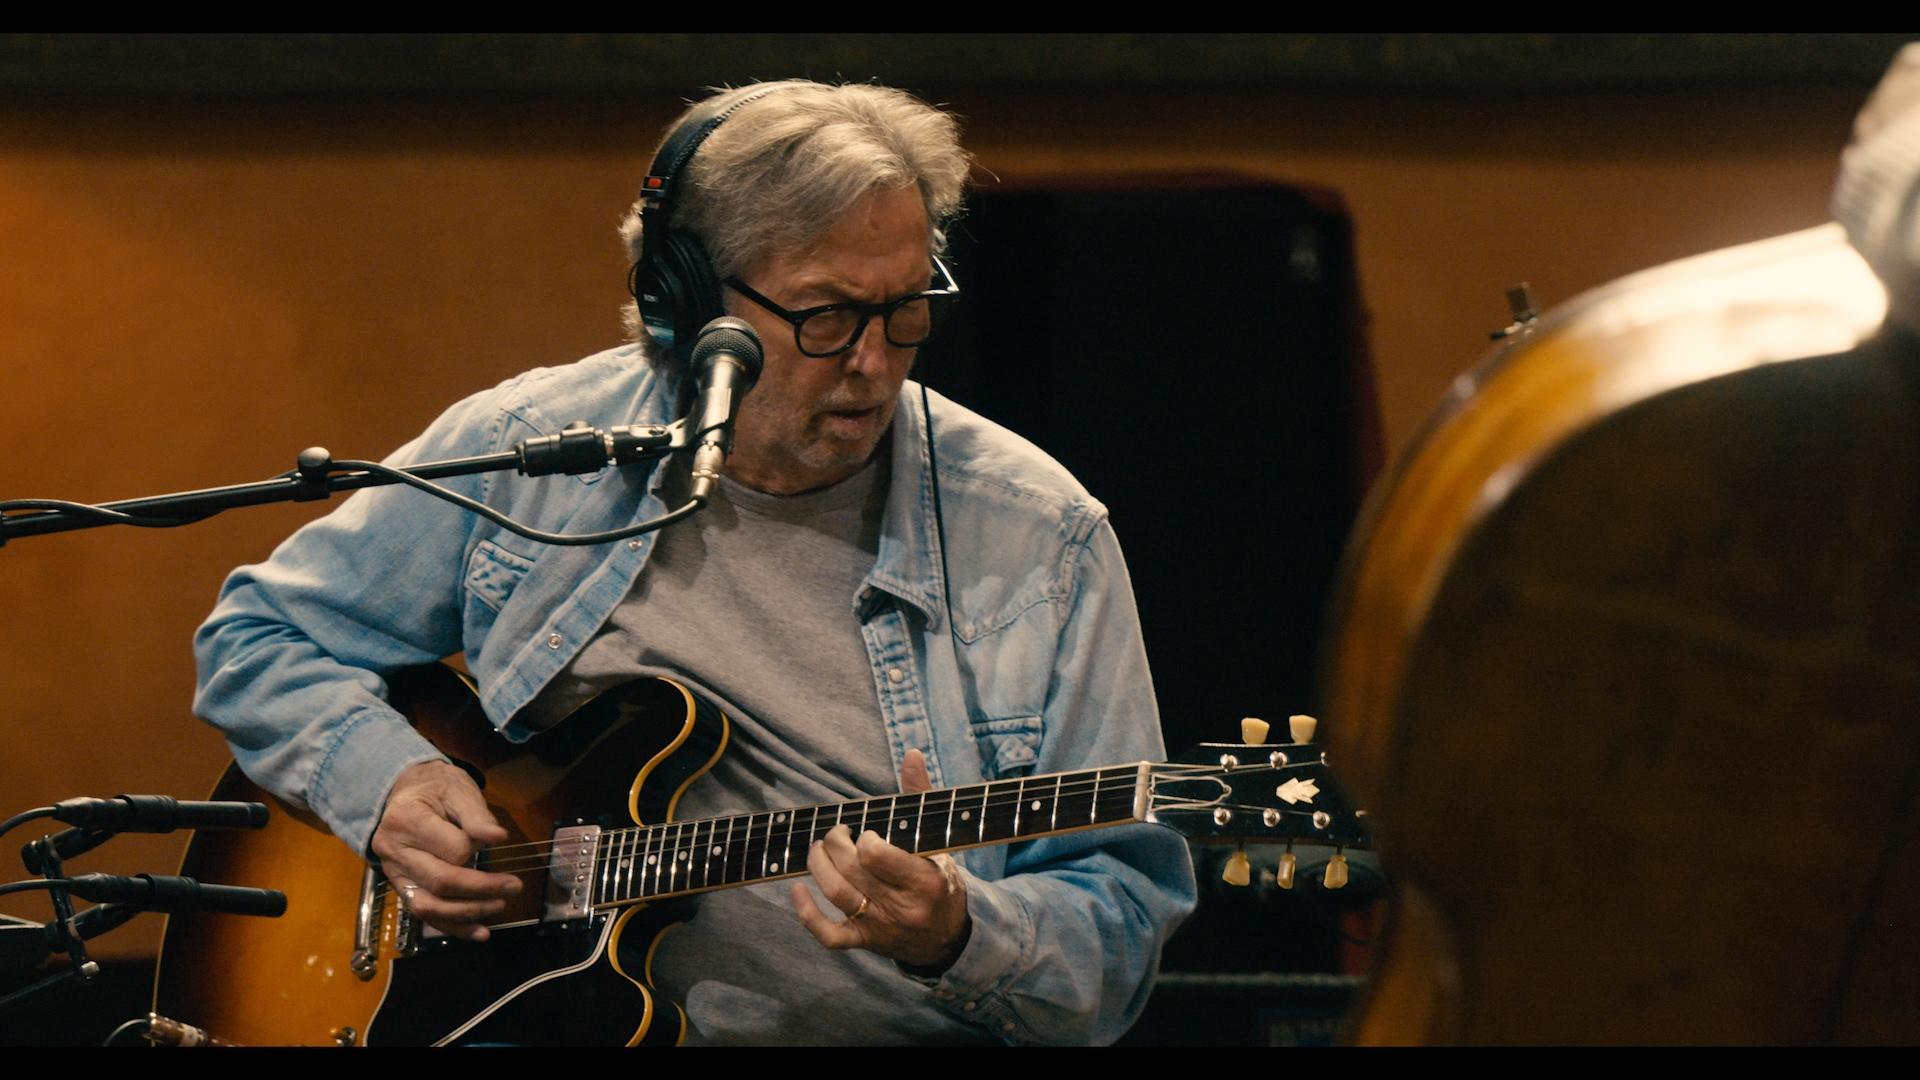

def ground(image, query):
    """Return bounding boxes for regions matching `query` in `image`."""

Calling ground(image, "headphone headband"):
[632,84,789,361]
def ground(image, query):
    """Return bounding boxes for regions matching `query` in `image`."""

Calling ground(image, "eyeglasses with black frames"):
[725,255,960,358]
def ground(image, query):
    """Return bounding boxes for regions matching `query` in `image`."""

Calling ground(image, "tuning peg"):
[1277,849,1297,890]
[1239,717,1269,745]
[1324,851,1349,890]
[1223,847,1251,887]
[1288,714,1318,744]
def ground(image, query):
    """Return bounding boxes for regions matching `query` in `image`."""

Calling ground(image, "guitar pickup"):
[544,825,601,922]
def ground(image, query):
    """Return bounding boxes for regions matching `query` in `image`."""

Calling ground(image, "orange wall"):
[0,83,1866,959]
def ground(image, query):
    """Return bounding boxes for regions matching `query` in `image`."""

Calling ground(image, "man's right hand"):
[369,759,522,941]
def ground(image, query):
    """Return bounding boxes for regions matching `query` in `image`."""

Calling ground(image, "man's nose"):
[841,318,894,377]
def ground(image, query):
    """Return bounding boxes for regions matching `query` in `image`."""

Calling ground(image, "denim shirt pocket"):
[464,539,537,614]
[970,714,1044,779]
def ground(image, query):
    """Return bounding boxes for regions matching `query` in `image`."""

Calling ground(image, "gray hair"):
[619,80,971,346]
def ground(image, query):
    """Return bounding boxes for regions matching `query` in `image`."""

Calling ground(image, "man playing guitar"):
[192,80,1197,1045]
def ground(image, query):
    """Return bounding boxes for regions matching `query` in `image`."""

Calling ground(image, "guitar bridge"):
[545,824,601,922]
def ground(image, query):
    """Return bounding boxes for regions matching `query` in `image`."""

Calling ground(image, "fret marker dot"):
[711,845,722,856]
[677,851,688,861]
[1031,800,1041,811]
[898,819,908,830]
[769,862,780,873]
[775,813,786,823]
[647,855,658,865]
[960,811,971,820]
[620,860,631,870]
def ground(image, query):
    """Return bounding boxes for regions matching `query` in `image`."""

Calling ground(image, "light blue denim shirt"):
[194,345,1197,1045]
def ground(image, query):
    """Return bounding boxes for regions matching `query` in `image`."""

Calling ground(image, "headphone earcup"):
[636,229,725,360]
[666,230,726,347]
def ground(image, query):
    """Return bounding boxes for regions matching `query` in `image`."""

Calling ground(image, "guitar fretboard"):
[590,764,1145,905]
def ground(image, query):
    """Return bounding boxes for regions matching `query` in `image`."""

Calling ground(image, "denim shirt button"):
[962,1002,976,1013]
[627,538,642,552]
[887,667,904,684]
[546,633,563,649]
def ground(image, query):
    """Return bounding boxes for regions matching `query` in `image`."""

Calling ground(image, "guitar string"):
[423,778,1144,882]
[365,789,1150,910]
[423,757,1327,877]
[368,760,1345,906]
[452,758,1318,872]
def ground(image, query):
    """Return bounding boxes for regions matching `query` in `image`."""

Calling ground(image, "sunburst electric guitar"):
[152,664,1369,1046]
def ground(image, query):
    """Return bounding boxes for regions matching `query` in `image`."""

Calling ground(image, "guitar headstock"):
[1149,715,1372,889]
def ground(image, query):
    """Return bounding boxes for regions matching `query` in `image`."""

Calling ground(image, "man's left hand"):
[792,748,972,971]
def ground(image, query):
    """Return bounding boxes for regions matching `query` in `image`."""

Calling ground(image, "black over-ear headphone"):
[629,85,788,360]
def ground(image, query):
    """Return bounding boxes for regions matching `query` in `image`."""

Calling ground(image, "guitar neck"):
[585,763,1149,906]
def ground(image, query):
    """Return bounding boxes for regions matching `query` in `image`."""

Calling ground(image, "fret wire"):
[913,790,927,854]
[639,822,655,900]
[1050,773,1063,833]
[685,820,698,890]
[943,787,955,850]
[655,820,669,898]
[643,823,656,899]
[730,813,748,885]
[604,827,618,903]
[593,828,609,905]
[665,821,679,895]
[735,813,750,886]
[758,812,771,882]
[620,827,636,903]
[721,815,735,888]
[1089,770,1102,825]
[593,829,608,904]
[698,817,711,890]
[977,783,989,843]
[777,809,792,877]
[684,820,696,893]
[772,810,785,877]
[685,820,697,892]
[604,827,619,904]
[1012,777,1025,837]
[638,826,650,898]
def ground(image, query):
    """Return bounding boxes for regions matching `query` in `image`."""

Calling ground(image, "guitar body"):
[153,665,727,1046]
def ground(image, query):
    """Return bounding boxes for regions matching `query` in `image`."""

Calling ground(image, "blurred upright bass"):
[1319,222,1920,1043]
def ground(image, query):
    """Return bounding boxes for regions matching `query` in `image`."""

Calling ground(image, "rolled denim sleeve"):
[923,517,1198,1044]
[192,387,508,855]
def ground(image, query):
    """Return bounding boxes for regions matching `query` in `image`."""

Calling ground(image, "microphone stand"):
[2,834,106,1018]
[2,804,280,1021]
[0,421,697,1026]
[0,417,696,548]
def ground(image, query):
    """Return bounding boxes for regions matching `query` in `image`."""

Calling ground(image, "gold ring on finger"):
[848,896,870,922]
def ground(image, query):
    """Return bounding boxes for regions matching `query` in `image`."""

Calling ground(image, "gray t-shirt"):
[521,451,989,1045]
